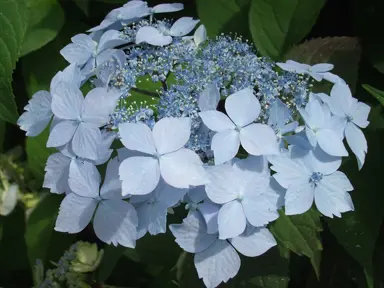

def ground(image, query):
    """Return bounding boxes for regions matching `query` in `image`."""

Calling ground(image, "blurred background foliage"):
[1,0,384,287]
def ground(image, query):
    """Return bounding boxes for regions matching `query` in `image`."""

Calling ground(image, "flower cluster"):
[18,1,371,287]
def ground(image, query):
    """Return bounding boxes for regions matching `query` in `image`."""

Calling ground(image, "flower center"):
[309,172,323,185]
[346,115,353,122]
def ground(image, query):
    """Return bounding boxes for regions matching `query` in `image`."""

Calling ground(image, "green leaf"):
[362,85,384,107]
[97,245,126,283]
[25,193,75,268]
[196,0,251,38]
[0,0,27,124]
[284,37,362,93]
[26,127,55,183]
[326,129,384,288]
[20,0,65,56]
[270,208,322,278]
[249,0,325,60]
[73,0,90,17]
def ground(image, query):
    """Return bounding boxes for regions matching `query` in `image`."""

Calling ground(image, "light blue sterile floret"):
[268,143,354,218]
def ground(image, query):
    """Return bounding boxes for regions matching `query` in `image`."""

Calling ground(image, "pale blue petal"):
[194,239,240,288]
[240,124,279,156]
[315,173,354,218]
[187,185,207,203]
[267,177,286,208]
[119,122,156,155]
[199,111,235,132]
[147,204,168,236]
[351,101,370,129]
[82,87,120,126]
[117,147,147,162]
[152,3,184,13]
[198,83,220,111]
[316,129,348,157]
[242,196,279,227]
[50,63,83,91]
[285,180,314,215]
[194,24,207,46]
[69,160,100,198]
[268,98,291,128]
[119,156,160,196]
[100,157,122,199]
[93,199,138,247]
[169,211,217,253]
[94,130,116,165]
[60,43,93,66]
[155,178,187,207]
[72,122,102,160]
[43,153,71,194]
[55,193,97,233]
[225,87,260,127]
[47,120,78,147]
[205,164,239,204]
[307,146,342,175]
[160,149,207,188]
[232,155,269,181]
[306,127,318,147]
[152,117,191,155]
[330,82,354,117]
[277,61,309,73]
[135,203,150,239]
[218,200,246,239]
[304,96,325,128]
[198,200,220,234]
[345,122,367,170]
[311,63,334,73]
[211,130,240,165]
[136,26,172,46]
[51,82,83,120]
[169,17,200,37]
[230,226,276,257]
[280,121,298,135]
[18,90,52,136]
[97,29,128,52]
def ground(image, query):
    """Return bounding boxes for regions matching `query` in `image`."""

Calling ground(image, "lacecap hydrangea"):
[17,1,371,287]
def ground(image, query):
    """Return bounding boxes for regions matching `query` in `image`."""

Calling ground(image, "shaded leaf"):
[196,0,251,38]
[74,0,90,17]
[270,208,322,278]
[0,0,27,123]
[97,245,126,283]
[249,0,325,60]
[327,129,384,288]
[20,0,65,56]
[362,84,384,107]
[285,37,361,93]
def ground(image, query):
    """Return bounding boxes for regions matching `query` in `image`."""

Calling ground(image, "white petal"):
[152,3,184,13]
[98,29,128,52]
[46,120,78,147]
[93,199,138,247]
[211,130,240,165]
[304,96,325,128]
[152,117,191,155]
[198,83,220,111]
[315,173,354,218]
[225,87,260,127]
[194,24,207,46]
[311,63,334,73]
[100,157,122,199]
[240,124,279,156]
[277,61,309,73]
[136,203,167,237]
[329,83,354,116]
[160,149,207,188]
[69,160,100,198]
[119,122,156,155]
[136,26,172,46]
[169,211,217,253]
[55,193,97,233]
[81,87,120,126]
[17,91,52,136]
[119,156,160,196]
[194,240,240,288]
[306,146,342,175]
[117,147,147,162]
[43,153,71,194]
[316,129,348,157]
[285,180,314,215]
[60,43,93,66]
[169,17,200,37]
[72,122,102,160]
[351,101,371,129]
[218,200,246,239]
[198,200,220,234]
[155,178,187,207]
[242,196,279,227]
[345,123,367,170]
[50,63,83,91]
[51,82,83,120]
[230,227,276,257]
[205,164,239,204]
[199,111,235,132]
